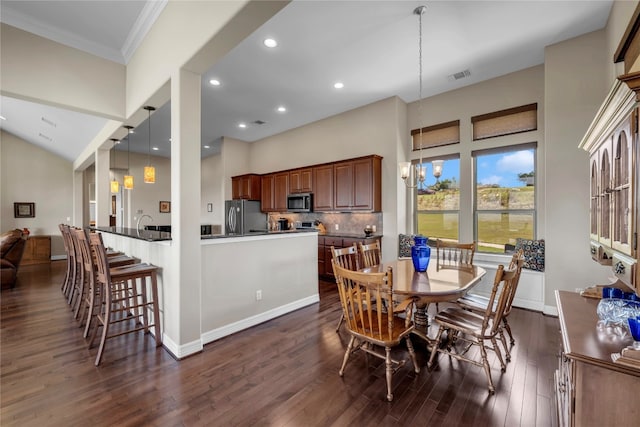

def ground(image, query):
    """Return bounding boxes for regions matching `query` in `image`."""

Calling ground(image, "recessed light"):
[277,106,286,113]
[152,147,159,151]
[263,38,278,48]
[209,79,221,86]
[238,123,247,129]
[334,82,344,89]
[204,145,210,149]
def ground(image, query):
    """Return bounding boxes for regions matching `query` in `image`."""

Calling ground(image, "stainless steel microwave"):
[287,193,313,212]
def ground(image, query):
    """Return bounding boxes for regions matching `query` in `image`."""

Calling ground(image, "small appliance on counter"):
[278,218,290,231]
[225,200,267,235]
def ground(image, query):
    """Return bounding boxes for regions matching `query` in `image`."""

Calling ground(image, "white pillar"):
[168,67,202,352]
[72,170,83,226]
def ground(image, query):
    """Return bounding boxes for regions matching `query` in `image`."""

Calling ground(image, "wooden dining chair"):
[332,261,419,402]
[427,263,519,394]
[331,244,360,332]
[436,239,475,267]
[455,249,524,360]
[359,240,381,268]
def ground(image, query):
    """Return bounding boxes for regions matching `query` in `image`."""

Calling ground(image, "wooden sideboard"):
[555,291,640,427]
[21,235,51,265]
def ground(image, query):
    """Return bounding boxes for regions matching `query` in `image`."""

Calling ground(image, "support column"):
[95,148,110,227]
[168,67,202,355]
[72,170,83,226]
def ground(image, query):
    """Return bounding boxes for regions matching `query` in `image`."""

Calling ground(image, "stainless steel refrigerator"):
[224,200,267,235]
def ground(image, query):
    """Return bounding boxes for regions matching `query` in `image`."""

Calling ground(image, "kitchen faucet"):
[136,214,153,235]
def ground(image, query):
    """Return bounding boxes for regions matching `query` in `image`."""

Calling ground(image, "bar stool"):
[58,224,74,297]
[88,232,161,366]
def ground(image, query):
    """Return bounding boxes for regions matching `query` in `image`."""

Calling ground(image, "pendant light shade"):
[143,106,156,184]
[123,125,134,190]
[109,138,120,193]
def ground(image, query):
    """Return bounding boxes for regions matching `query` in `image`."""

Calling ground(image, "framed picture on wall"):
[159,201,171,213]
[14,202,35,218]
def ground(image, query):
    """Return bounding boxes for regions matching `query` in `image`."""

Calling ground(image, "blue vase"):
[411,235,431,272]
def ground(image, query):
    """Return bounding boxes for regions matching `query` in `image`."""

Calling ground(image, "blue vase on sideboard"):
[411,235,430,272]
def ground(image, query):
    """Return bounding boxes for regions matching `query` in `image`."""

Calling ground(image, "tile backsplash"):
[268,212,382,235]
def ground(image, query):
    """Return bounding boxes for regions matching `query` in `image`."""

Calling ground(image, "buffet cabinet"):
[21,235,51,265]
[555,291,640,427]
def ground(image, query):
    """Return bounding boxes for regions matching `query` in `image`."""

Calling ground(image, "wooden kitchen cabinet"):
[261,174,275,212]
[232,174,261,201]
[313,164,334,211]
[273,172,289,212]
[289,168,313,194]
[21,235,51,265]
[333,155,382,212]
[555,291,640,427]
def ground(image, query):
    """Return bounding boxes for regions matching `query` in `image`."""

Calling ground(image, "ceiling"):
[0,0,614,162]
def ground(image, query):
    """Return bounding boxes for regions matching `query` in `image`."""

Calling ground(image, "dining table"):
[359,258,486,343]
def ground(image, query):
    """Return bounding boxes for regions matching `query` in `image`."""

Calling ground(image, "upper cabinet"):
[289,168,313,194]
[333,155,382,212]
[273,172,289,212]
[580,80,638,293]
[313,164,334,211]
[232,174,261,201]
[261,174,275,212]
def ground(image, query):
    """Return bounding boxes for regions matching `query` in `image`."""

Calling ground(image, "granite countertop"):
[91,226,172,242]
[201,228,318,239]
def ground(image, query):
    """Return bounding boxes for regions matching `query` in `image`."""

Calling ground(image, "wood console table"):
[555,290,640,427]
[21,235,51,265]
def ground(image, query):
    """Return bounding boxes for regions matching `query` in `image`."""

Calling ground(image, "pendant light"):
[400,5,427,189]
[109,138,120,193]
[123,125,134,190]
[143,106,156,184]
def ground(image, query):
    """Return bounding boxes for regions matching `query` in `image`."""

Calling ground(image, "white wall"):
[1,130,73,257]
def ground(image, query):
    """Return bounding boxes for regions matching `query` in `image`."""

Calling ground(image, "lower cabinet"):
[555,291,640,427]
[318,235,381,279]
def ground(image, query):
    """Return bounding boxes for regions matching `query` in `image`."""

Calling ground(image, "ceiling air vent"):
[448,69,471,81]
[252,120,266,125]
[38,132,53,142]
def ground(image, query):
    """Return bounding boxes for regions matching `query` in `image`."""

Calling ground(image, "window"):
[415,157,460,242]
[474,144,536,253]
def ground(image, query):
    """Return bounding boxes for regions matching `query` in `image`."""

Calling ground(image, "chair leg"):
[503,318,515,344]
[339,335,355,376]
[385,346,394,402]
[428,326,445,369]
[335,313,345,332]
[499,329,511,362]
[479,341,495,394]
[491,337,506,372]
[94,298,112,366]
[405,336,420,374]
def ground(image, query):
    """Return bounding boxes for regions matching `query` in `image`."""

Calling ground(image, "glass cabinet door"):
[612,116,634,255]
[599,140,612,248]
[590,154,599,242]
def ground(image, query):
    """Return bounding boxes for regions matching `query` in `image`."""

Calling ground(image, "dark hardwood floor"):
[1,261,560,426]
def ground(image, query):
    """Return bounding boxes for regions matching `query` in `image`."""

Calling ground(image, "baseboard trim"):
[201,294,320,346]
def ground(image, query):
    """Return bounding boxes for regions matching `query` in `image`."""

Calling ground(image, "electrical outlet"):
[137,209,143,214]
[335,224,339,231]
[256,290,262,301]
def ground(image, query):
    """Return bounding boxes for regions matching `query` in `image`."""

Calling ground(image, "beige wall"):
[544,30,612,306]
[0,24,125,120]
[201,154,224,227]
[1,130,73,257]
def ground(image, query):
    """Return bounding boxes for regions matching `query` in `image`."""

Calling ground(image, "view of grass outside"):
[415,148,536,253]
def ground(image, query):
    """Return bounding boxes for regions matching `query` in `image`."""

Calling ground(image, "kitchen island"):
[96,227,318,359]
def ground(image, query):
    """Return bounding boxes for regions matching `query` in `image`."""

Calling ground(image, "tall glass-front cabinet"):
[580,80,638,294]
